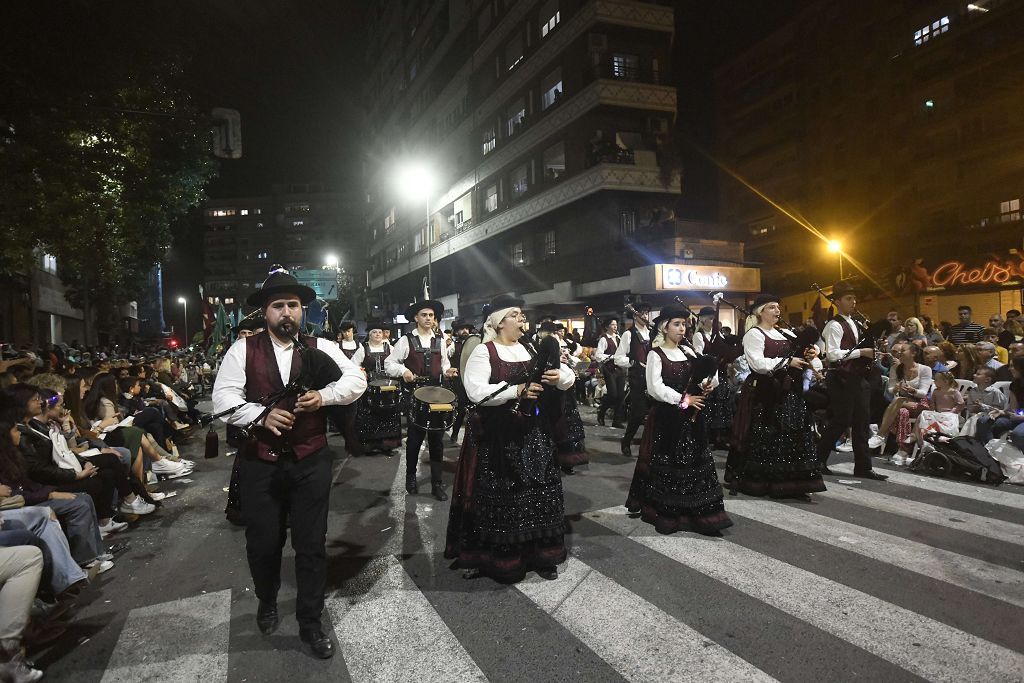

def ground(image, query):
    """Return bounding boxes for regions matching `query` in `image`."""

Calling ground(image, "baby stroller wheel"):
[923,450,952,477]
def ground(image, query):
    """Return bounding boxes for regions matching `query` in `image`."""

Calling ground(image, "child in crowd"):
[963,366,1006,418]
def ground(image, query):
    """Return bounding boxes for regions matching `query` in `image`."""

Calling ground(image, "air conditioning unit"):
[646,117,669,135]
[588,33,608,52]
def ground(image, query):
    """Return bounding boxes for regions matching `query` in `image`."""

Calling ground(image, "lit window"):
[543,230,557,259]
[543,142,565,180]
[511,164,528,198]
[506,98,526,137]
[541,68,563,110]
[41,253,57,274]
[254,208,262,215]
[257,251,268,260]
[292,220,305,227]
[224,298,235,305]
[240,209,249,216]
[485,184,498,213]
[384,207,396,233]
[511,242,524,265]
[1000,199,1021,223]
[482,124,497,155]
[619,210,636,237]
[540,0,560,38]
[914,16,949,45]
[612,54,639,80]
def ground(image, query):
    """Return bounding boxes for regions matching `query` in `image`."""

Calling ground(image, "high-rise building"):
[360,0,759,327]
[715,0,1024,323]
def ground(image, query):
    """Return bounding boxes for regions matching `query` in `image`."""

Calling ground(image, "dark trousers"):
[622,371,648,442]
[599,369,625,424]
[239,448,333,629]
[817,371,874,472]
[132,406,169,444]
[450,381,467,440]
[336,403,361,455]
[405,424,444,479]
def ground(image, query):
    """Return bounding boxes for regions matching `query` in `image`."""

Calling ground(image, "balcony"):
[371,162,680,289]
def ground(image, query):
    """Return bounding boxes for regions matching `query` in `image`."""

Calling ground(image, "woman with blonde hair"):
[898,317,926,344]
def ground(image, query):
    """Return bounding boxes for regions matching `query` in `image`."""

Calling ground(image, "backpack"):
[913,435,1006,485]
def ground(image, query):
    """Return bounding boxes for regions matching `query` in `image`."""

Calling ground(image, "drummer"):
[353,319,402,456]
[331,321,362,456]
[385,300,458,500]
[447,318,474,445]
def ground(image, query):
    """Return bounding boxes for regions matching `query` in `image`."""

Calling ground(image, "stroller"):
[912,432,1007,485]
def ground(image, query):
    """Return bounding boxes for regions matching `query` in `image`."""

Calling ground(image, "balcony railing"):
[591,61,662,85]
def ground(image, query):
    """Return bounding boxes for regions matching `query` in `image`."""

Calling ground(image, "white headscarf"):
[483,307,516,342]
[745,303,770,333]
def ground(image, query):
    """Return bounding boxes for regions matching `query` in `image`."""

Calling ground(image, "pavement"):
[32,401,1024,682]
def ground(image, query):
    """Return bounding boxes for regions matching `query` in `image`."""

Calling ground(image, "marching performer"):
[594,316,625,428]
[385,299,458,500]
[727,294,828,498]
[614,302,652,457]
[212,271,365,658]
[353,320,402,455]
[692,305,736,449]
[540,321,588,474]
[625,305,732,535]
[816,281,888,480]
[331,321,362,456]
[447,318,473,444]
[445,295,575,582]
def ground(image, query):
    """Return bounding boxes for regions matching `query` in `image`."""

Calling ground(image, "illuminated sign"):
[909,254,1024,292]
[654,264,760,292]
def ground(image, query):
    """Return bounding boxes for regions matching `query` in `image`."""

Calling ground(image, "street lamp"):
[177,297,188,347]
[396,162,437,297]
[827,240,844,280]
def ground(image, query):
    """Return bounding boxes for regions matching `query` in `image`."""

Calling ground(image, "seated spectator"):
[1,503,89,600]
[954,343,982,380]
[1006,318,1024,345]
[884,310,903,349]
[975,357,1024,449]
[948,306,984,345]
[930,371,965,416]
[895,317,927,345]
[923,345,951,374]
[879,344,931,462]
[982,327,1009,364]
[0,545,45,682]
[963,366,1007,418]
[995,342,1024,381]
[975,341,1004,371]
[920,316,944,345]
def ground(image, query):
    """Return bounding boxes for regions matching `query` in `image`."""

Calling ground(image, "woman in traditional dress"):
[692,306,736,449]
[727,294,827,499]
[445,295,575,582]
[353,320,402,456]
[625,306,732,535]
[538,322,588,475]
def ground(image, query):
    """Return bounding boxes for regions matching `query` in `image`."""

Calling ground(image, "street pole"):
[182,300,188,347]
[839,252,844,281]
[426,199,432,298]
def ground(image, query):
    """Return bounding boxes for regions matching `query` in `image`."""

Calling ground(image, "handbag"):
[987,437,1024,485]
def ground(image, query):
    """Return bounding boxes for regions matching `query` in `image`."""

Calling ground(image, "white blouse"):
[464,341,575,406]
[743,327,796,375]
[886,362,933,398]
[646,345,720,405]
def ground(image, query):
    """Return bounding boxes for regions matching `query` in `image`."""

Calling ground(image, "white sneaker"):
[889,454,905,466]
[146,470,158,485]
[150,492,168,501]
[152,459,189,478]
[868,435,886,449]
[836,440,854,452]
[87,559,114,574]
[119,497,156,515]
[99,520,128,537]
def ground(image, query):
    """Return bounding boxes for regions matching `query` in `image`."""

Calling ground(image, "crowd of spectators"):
[0,343,210,681]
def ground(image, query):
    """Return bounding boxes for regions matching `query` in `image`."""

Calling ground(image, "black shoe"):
[611,422,625,429]
[405,473,418,494]
[536,567,558,580]
[597,415,606,427]
[431,481,448,501]
[854,470,888,481]
[560,465,575,475]
[299,627,335,659]
[256,601,279,635]
[620,439,632,458]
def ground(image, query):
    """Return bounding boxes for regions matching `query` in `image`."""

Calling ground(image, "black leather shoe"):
[256,601,279,635]
[405,473,418,494]
[299,627,335,659]
[536,567,558,580]
[854,470,889,481]
[620,439,632,458]
[431,481,448,501]
[560,466,575,475]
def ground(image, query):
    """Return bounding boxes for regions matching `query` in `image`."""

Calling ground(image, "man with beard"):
[213,271,366,659]
[447,318,474,444]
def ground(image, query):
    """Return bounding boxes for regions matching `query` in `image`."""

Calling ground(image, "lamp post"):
[177,297,188,347]
[827,240,844,280]
[396,162,436,298]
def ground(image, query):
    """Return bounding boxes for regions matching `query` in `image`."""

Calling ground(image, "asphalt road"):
[33,402,1024,683]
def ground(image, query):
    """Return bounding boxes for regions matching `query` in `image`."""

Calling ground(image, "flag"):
[211,301,230,348]
[199,286,215,341]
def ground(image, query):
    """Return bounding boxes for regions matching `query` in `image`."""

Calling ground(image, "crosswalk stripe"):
[101,589,232,683]
[819,483,1024,546]
[516,555,776,683]
[829,462,1024,509]
[326,555,487,683]
[726,499,1024,608]
[587,507,1024,683]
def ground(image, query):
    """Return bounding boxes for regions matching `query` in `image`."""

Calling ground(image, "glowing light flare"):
[324,254,339,268]
[395,162,436,203]
[827,240,842,254]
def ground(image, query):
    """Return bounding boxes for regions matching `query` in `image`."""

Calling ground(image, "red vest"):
[602,334,619,373]
[240,333,327,462]
[404,332,444,384]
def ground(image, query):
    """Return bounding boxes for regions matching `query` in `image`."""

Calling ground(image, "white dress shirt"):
[384,329,451,379]
[212,334,366,428]
[744,327,796,375]
[594,335,619,364]
[464,341,575,406]
[822,315,867,364]
[691,327,714,354]
[353,341,389,370]
[338,339,359,359]
[613,326,650,368]
[646,345,719,405]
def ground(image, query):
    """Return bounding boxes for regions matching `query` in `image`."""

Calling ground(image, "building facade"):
[361,0,750,325]
[200,183,364,319]
[715,0,1024,323]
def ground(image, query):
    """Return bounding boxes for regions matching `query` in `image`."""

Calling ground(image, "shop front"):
[900,251,1024,324]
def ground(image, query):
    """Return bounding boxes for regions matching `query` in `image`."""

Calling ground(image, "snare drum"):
[409,385,457,431]
[367,378,401,410]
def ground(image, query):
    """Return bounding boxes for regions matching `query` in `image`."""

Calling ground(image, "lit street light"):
[827,240,844,280]
[177,296,188,348]
[324,254,339,269]
[396,162,437,297]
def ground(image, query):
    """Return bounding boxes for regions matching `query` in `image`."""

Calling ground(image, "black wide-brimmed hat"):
[539,321,558,333]
[235,313,264,333]
[698,306,716,317]
[489,293,525,311]
[832,280,857,298]
[338,320,356,332]
[246,271,316,307]
[751,293,781,311]
[404,299,444,321]
[364,318,386,333]
[600,315,619,329]
[652,305,693,329]
[451,317,473,332]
